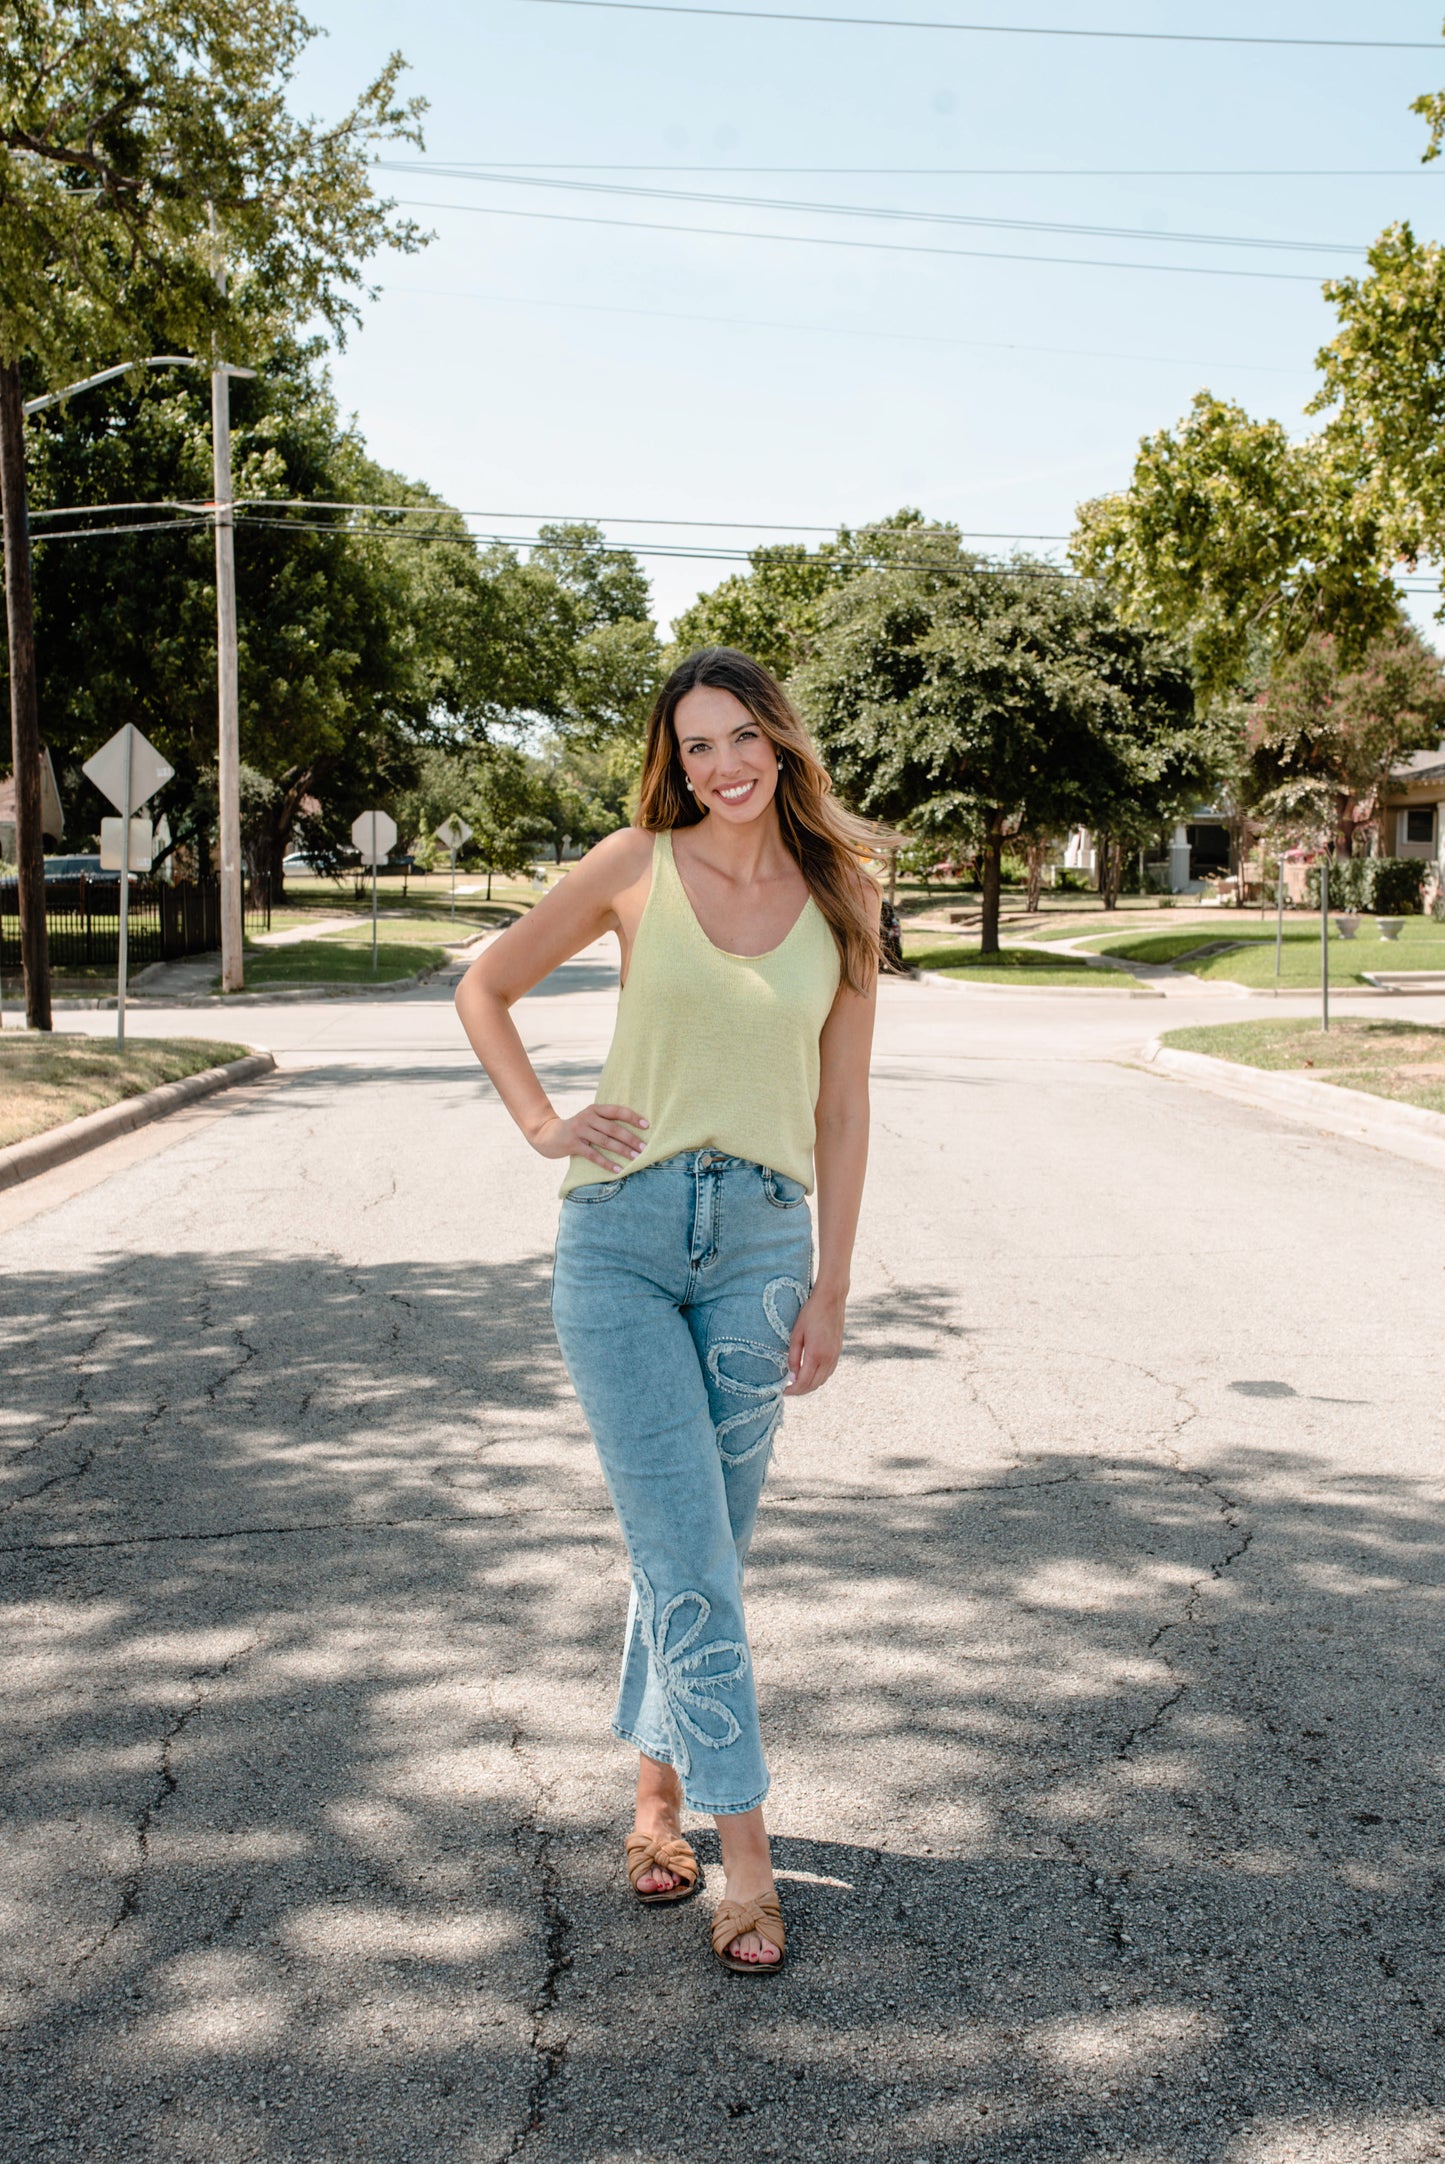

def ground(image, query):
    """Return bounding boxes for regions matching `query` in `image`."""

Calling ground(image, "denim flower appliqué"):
[705,1274,809,1466]
[633,1570,750,1777]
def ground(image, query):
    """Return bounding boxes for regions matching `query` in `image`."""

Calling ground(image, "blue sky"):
[290,1,1445,637]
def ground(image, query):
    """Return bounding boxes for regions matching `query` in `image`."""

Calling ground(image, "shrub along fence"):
[1303,857,1431,915]
[0,877,271,975]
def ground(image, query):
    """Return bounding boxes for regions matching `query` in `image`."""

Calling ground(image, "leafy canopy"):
[1071,55,1445,704]
[1,1,426,376]
[792,520,1210,948]
[669,512,937,679]
[1071,393,1397,705]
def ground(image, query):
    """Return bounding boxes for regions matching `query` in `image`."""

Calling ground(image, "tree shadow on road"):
[0,1247,1442,2162]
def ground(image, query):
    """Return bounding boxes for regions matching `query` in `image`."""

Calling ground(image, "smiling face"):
[673,685,782,824]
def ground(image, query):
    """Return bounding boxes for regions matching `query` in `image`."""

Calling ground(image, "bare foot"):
[716,1804,782,1965]
[632,1753,686,1896]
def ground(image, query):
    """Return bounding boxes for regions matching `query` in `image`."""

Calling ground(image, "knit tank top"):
[560,829,842,1198]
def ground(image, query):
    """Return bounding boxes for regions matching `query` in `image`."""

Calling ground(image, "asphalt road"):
[2,960,1444,2164]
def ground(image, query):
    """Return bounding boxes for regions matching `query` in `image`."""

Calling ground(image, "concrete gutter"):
[0,1050,276,1193]
[1138,1037,1445,1175]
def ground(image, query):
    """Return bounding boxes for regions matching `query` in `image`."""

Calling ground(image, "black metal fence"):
[0,876,271,975]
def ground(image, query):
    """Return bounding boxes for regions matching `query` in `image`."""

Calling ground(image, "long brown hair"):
[637,647,881,993]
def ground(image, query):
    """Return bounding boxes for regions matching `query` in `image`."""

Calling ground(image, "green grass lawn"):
[236,914,475,989]
[272,874,543,924]
[1161,1017,1445,1116]
[0,1033,252,1149]
[1086,919,1445,988]
[905,937,1130,987]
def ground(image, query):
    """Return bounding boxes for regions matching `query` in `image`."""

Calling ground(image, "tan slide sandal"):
[624,1831,700,1906]
[711,1891,786,1975]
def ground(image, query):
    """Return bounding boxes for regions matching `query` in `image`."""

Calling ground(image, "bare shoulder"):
[568,825,655,896]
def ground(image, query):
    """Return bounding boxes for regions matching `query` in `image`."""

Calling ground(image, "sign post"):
[351,810,397,973]
[1274,854,1285,978]
[83,724,172,1045]
[1320,852,1331,1035]
[434,816,473,919]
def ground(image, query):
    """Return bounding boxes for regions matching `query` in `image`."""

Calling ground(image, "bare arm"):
[785,951,878,1397]
[453,830,654,1173]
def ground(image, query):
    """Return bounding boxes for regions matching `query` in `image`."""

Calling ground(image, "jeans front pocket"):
[565,1177,625,1205]
[761,1167,807,1210]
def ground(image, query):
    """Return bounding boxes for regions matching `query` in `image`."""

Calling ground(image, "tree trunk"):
[0,359,51,1030]
[1024,837,1045,916]
[979,816,1004,955]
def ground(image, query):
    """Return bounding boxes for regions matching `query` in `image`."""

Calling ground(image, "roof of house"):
[1389,745,1445,788]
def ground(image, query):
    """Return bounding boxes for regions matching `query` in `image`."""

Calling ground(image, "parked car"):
[281,852,322,875]
[43,853,118,881]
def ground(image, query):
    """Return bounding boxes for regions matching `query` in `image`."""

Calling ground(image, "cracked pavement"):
[1,960,1444,2163]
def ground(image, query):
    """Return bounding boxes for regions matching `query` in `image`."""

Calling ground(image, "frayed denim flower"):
[706,1274,808,1466]
[633,1570,750,1776]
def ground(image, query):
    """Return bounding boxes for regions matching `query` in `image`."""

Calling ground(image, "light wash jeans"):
[551,1149,813,1815]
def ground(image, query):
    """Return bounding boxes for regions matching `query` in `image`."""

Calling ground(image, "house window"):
[1404,808,1435,845]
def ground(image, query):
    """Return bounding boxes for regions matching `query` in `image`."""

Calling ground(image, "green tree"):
[531,522,662,744]
[1311,223,1445,571]
[1,0,425,1022]
[1071,393,1396,703]
[462,746,546,899]
[794,528,1208,951]
[669,513,934,678]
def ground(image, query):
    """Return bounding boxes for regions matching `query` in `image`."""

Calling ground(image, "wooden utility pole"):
[211,356,244,993]
[210,206,244,995]
[0,360,52,1031]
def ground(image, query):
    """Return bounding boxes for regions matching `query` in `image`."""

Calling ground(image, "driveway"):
[1,961,1442,2163]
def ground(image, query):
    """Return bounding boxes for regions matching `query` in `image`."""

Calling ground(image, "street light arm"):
[23,355,254,417]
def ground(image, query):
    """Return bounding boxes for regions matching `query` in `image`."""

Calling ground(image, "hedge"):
[1303,856,1430,914]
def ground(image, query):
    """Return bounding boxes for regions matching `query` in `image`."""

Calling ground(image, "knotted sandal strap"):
[624,1832,700,1903]
[711,1891,786,1972]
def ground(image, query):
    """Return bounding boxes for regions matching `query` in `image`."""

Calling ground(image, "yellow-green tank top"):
[560,829,842,1198]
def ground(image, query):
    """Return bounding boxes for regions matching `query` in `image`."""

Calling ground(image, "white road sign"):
[99,818,153,871]
[435,816,472,851]
[352,810,397,865]
[83,723,173,815]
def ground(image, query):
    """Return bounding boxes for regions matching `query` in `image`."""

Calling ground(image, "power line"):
[31,500,1443,600]
[238,498,1074,535]
[396,196,1333,282]
[33,516,213,544]
[523,0,1444,51]
[380,165,1359,255]
[31,493,1073,540]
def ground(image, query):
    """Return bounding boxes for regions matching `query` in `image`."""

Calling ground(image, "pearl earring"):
[685,778,695,793]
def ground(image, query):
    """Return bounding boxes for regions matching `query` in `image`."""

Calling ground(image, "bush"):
[1369,857,1431,915]
[1304,857,1429,914]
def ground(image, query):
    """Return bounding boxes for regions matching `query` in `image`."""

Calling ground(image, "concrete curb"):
[917,969,1162,998]
[0,1050,277,1193]
[1138,1038,1445,1175]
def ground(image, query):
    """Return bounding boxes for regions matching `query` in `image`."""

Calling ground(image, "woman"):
[454,647,879,1975]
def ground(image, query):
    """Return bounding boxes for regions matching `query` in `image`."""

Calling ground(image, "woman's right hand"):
[531,1103,650,1172]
